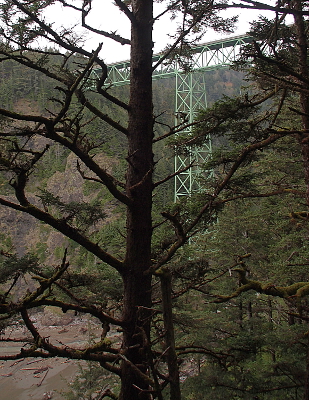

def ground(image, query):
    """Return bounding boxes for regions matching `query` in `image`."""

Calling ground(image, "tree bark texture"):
[160,270,182,400]
[293,1,309,206]
[304,337,309,400]
[119,1,154,399]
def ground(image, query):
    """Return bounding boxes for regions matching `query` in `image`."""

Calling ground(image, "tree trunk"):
[238,299,243,329]
[160,270,182,400]
[293,1,309,206]
[304,337,309,400]
[247,301,253,333]
[119,1,154,399]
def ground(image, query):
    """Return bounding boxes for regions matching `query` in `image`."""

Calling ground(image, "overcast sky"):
[46,1,276,64]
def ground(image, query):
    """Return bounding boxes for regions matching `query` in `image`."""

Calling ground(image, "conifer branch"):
[215,255,309,303]
[0,196,124,274]
[153,161,194,188]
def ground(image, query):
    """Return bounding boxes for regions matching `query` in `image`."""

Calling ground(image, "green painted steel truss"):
[98,35,251,201]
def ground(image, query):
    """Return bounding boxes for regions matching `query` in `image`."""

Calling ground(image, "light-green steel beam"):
[174,71,213,201]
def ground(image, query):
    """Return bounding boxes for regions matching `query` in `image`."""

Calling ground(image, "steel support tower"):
[99,35,251,201]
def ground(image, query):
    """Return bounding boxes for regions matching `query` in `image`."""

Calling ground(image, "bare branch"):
[54,0,131,46]
[42,127,131,205]
[224,1,309,16]
[114,0,135,24]
[75,88,129,135]
[9,0,105,67]
[16,309,121,364]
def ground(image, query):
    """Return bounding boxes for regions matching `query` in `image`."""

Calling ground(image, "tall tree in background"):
[212,0,309,303]
[180,1,309,398]
[188,0,309,302]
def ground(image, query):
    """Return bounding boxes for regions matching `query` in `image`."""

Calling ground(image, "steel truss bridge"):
[101,35,251,201]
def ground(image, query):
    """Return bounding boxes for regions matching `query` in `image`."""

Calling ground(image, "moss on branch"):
[215,260,309,303]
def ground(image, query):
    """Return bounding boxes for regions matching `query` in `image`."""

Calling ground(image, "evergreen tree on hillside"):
[179,1,309,398]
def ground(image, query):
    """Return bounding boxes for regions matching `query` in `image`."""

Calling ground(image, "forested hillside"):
[0,62,242,261]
